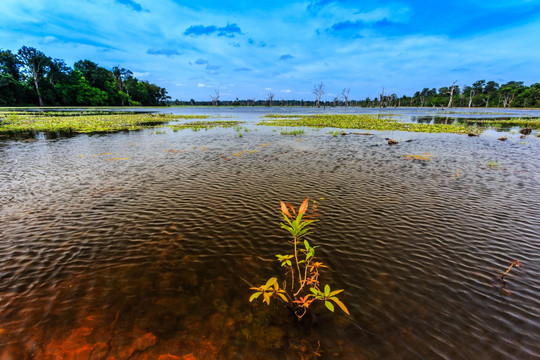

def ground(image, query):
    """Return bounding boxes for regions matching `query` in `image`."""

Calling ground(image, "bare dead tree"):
[379,87,385,108]
[332,96,339,107]
[420,96,425,107]
[468,90,475,108]
[312,82,325,108]
[266,91,274,107]
[210,89,220,106]
[503,91,516,108]
[447,80,458,108]
[485,95,490,108]
[341,88,350,107]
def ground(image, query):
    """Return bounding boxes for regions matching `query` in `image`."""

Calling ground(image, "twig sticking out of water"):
[501,259,522,281]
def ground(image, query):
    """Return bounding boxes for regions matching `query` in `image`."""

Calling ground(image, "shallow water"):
[1,108,540,359]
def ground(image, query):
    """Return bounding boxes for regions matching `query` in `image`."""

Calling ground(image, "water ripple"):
[1,124,539,359]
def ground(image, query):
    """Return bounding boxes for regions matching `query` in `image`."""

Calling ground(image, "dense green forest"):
[0,46,170,106]
[2,46,538,108]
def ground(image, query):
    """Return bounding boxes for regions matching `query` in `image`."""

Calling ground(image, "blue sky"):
[1,0,540,101]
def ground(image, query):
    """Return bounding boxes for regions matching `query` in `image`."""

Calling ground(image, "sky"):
[1,0,540,101]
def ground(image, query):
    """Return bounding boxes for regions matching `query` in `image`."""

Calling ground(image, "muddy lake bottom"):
[1,107,540,359]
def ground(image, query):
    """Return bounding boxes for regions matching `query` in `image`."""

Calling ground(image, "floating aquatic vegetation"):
[402,153,434,161]
[0,112,208,135]
[259,114,479,134]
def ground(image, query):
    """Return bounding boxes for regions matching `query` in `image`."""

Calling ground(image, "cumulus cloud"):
[326,17,402,36]
[146,48,181,57]
[184,25,218,36]
[184,23,243,37]
[217,23,242,37]
[328,20,366,32]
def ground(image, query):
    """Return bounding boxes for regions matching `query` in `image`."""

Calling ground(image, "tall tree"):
[0,49,25,105]
[500,81,524,108]
[210,89,220,106]
[341,88,350,107]
[312,82,325,108]
[0,49,21,81]
[112,66,133,104]
[18,46,51,106]
[266,91,274,106]
[447,80,458,108]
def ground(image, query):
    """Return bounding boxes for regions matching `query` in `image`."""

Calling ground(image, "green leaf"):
[249,292,262,302]
[325,301,335,312]
[310,287,323,296]
[264,277,278,289]
[304,239,311,250]
[324,284,330,297]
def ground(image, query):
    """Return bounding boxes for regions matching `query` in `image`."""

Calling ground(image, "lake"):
[1,107,539,359]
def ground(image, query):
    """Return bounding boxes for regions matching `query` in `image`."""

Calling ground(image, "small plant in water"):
[487,161,500,168]
[249,198,349,319]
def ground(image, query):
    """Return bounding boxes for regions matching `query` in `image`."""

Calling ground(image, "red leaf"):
[280,201,292,218]
[286,203,296,216]
[298,198,309,216]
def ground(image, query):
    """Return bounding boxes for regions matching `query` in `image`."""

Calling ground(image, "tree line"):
[172,80,540,108]
[0,46,170,106]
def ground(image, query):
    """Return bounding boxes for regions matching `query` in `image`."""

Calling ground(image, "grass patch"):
[280,129,305,136]
[167,120,244,131]
[259,114,479,134]
[0,111,209,135]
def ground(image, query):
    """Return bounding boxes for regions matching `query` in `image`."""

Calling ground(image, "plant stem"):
[294,236,303,286]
